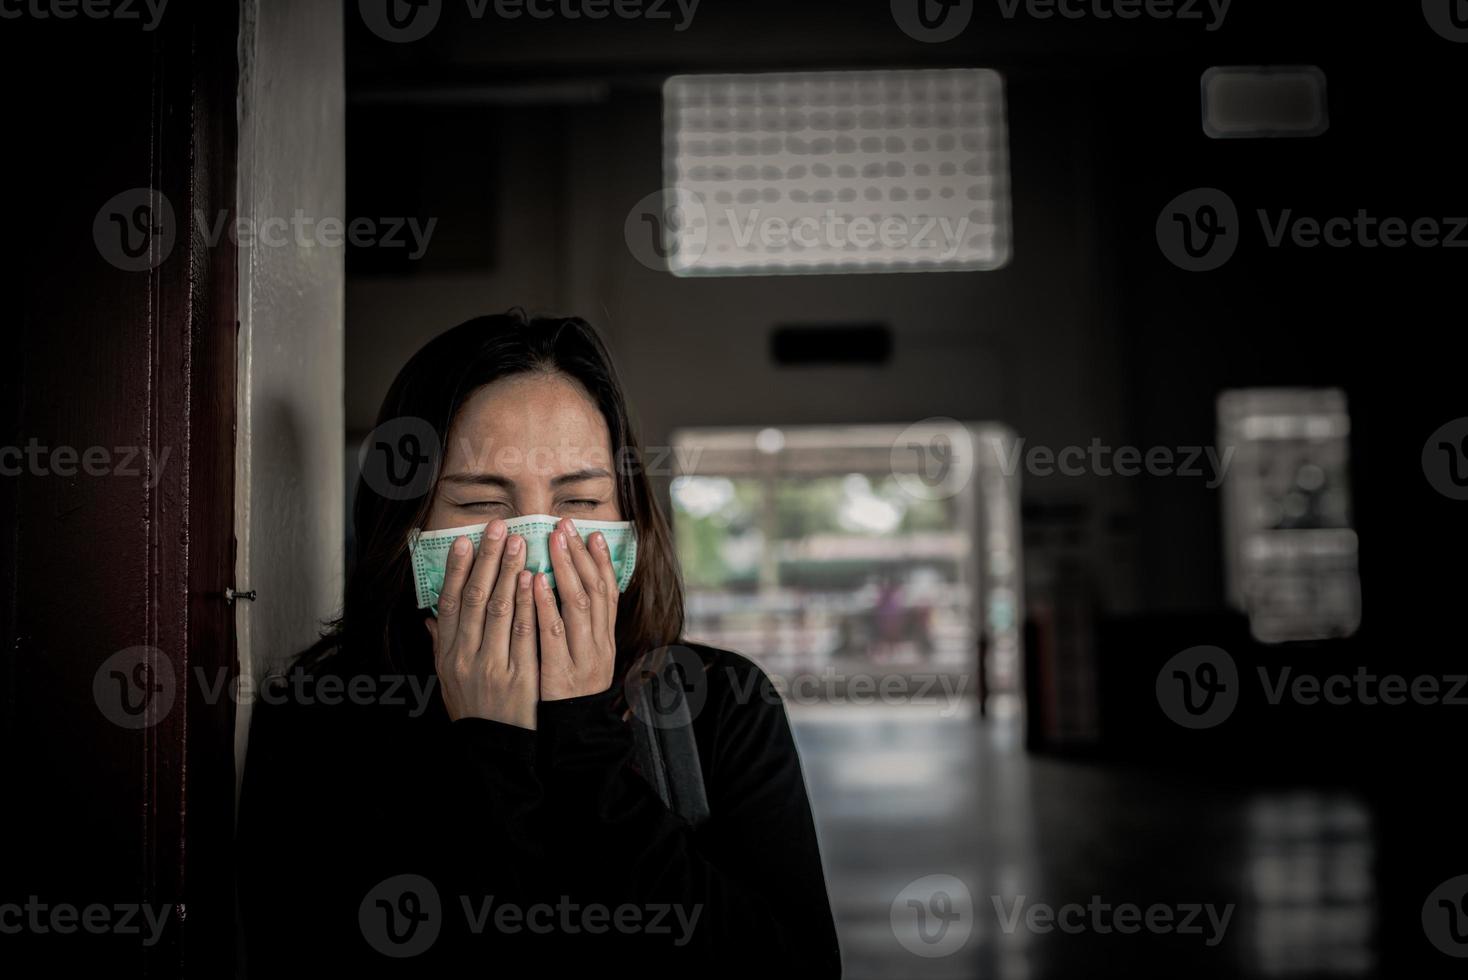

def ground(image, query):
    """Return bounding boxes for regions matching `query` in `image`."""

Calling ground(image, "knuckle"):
[591,577,609,597]
[546,616,566,638]
[486,595,513,619]
[572,589,593,612]
[462,583,489,607]
[511,618,537,637]
[437,595,460,616]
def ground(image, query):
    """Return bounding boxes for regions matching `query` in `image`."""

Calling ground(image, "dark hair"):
[308,310,684,681]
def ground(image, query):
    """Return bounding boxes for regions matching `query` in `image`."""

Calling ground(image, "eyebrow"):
[439,467,613,489]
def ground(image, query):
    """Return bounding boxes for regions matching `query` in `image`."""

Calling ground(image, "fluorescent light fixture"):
[661,68,1012,276]
[1202,65,1329,139]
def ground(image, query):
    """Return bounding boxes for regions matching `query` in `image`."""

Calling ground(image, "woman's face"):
[423,372,622,531]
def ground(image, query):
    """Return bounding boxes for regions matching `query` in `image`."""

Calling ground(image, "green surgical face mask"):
[408,515,638,616]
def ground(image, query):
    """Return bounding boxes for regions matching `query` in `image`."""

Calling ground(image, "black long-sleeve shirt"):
[237,642,842,977]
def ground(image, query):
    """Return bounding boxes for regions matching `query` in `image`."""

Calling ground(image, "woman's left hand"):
[537,517,620,701]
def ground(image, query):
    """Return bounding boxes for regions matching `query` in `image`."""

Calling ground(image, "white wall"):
[234,0,345,789]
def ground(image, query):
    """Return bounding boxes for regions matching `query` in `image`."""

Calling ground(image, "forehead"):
[442,373,612,476]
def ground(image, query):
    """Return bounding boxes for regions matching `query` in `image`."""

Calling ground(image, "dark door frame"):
[3,2,240,975]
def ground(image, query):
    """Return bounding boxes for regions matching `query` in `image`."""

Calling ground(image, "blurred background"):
[336,4,1465,976]
[7,0,1468,976]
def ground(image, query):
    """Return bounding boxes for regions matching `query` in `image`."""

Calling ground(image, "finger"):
[455,519,508,650]
[534,571,573,685]
[548,521,596,664]
[481,532,526,668]
[509,570,538,677]
[434,536,475,649]
[562,519,610,648]
[589,530,620,637]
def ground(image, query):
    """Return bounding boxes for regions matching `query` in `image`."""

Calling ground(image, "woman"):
[238,311,841,977]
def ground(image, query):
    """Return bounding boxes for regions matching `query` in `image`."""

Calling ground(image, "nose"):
[511,487,556,518]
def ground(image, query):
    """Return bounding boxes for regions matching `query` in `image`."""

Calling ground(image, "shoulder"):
[246,640,436,747]
[679,641,763,673]
[674,641,778,695]
[666,641,793,734]
[663,644,811,800]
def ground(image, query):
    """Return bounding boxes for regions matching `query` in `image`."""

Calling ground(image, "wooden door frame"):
[2,3,241,975]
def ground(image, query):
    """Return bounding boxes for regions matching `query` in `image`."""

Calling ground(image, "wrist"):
[537,686,627,750]
[450,714,539,766]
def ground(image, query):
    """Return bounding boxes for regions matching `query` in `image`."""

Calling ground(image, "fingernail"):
[518,570,532,591]
[592,532,607,550]
[487,519,506,540]
[537,572,551,590]
[556,529,569,551]
[453,537,470,555]
[508,535,523,554]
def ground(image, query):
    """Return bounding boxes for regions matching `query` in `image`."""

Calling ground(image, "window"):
[1201,65,1329,139]
[660,69,1012,276]
[1217,388,1361,643]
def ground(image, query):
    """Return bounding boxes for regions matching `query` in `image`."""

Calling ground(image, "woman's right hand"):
[425,519,540,729]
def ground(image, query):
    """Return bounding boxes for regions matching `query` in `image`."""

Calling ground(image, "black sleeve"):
[528,653,842,976]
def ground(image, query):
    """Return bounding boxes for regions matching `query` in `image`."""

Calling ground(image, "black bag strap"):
[628,646,710,827]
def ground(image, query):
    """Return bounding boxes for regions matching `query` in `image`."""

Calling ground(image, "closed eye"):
[459,500,512,513]
[561,499,602,509]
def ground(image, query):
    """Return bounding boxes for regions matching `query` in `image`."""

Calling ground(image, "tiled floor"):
[789,702,1378,979]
